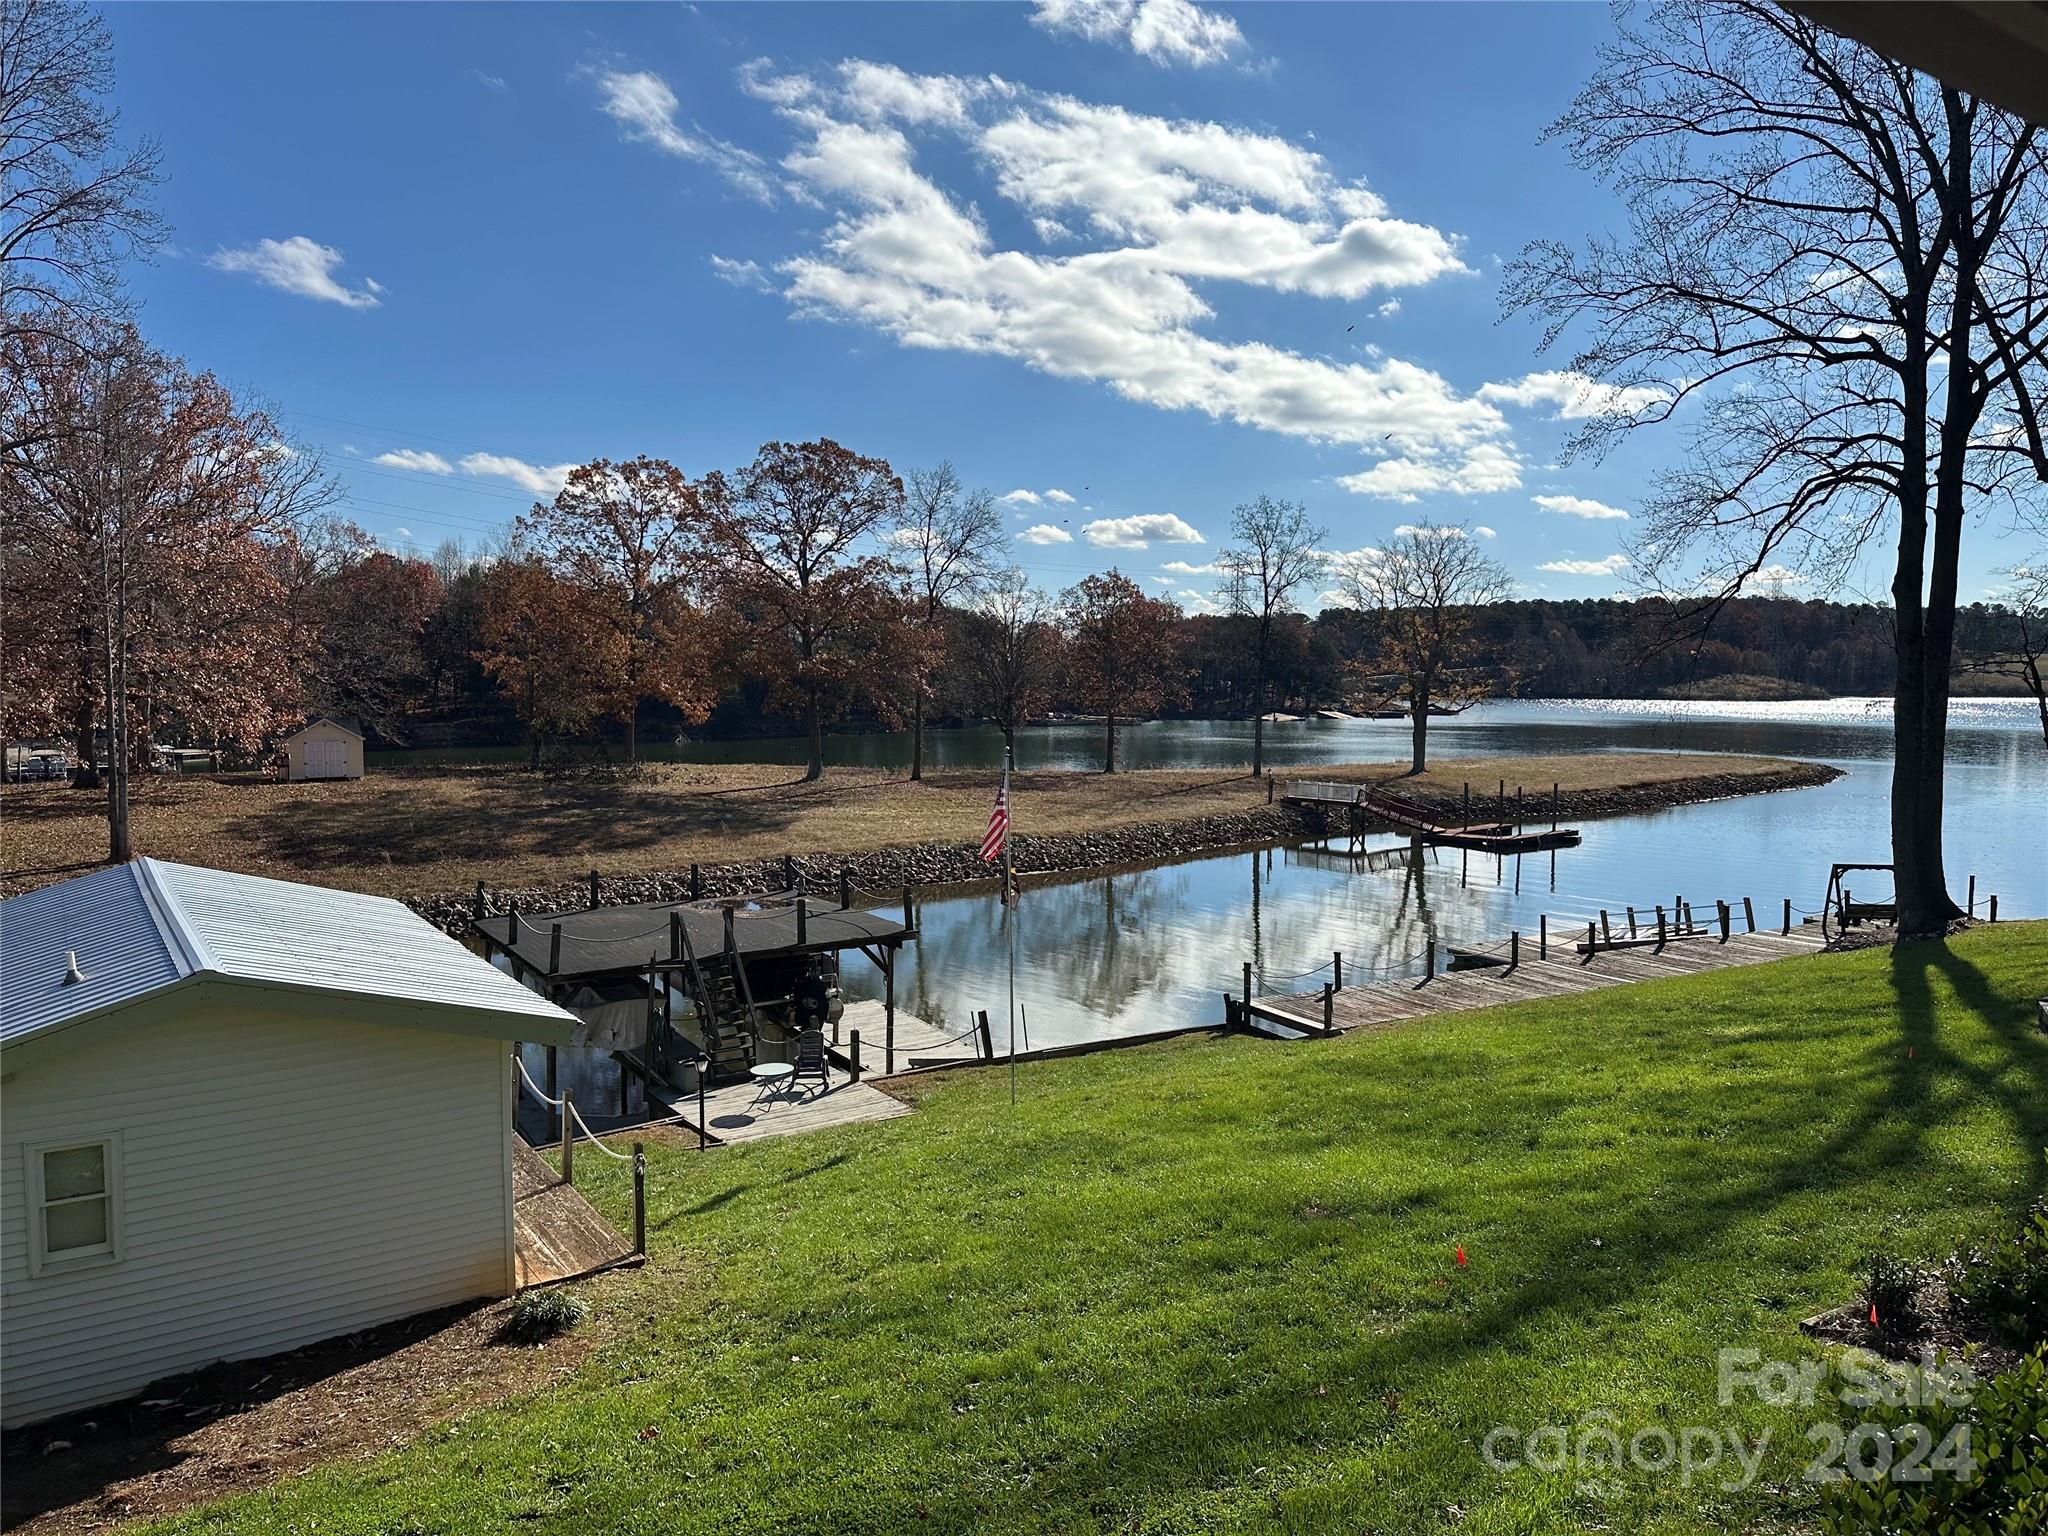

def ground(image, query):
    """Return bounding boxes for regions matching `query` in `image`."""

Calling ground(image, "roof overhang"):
[1784,3,2048,128]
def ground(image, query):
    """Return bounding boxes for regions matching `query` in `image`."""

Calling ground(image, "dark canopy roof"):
[475,899,911,983]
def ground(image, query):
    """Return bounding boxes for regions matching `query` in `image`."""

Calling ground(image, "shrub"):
[1861,1252,1931,1338]
[1822,1348,2048,1535]
[1946,1200,2048,1352]
[500,1288,589,1344]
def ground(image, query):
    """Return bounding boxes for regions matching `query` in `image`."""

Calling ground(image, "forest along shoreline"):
[407,758,1841,933]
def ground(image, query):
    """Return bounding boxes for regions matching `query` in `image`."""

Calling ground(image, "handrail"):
[515,1055,564,1106]
[514,1055,631,1160]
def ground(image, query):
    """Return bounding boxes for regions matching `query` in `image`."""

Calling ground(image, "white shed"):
[0,859,575,1429]
[281,716,364,781]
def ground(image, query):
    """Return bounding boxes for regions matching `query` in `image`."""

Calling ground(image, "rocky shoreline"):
[409,761,1841,933]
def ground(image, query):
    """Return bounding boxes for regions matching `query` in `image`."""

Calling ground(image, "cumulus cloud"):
[1337,442,1521,502]
[1029,0,1245,68]
[595,68,777,203]
[1480,370,1668,420]
[458,452,578,497]
[372,449,454,474]
[1083,513,1203,548]
[1161,559,1218,574]
[1173,585,1226,613]
[1538,553,1630,576]
[1019,523,1075,544]
[723,61,1506,497]
[1000,489,1043,506]
[1474,525,1497,539]
[207,236,383,309]
[1533,493,1631,520]
[1044,488,1076,503]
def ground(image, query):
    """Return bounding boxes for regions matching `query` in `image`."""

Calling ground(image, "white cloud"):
[1161,559,1218,574]
[1029,0,1245,68]
[1538,554,1630,576]
[1337,442,1521,502]
[1000,489,1043,506]
[1392,523,1464,538]
[1044,488,1076,504]
[1083,513,1204,548]
[1479,370,1668,420]
[710,255,773,291]
[372,449,454,475]
[734,62,1506,493]
[1474,525,1497,539]
[1752,564,1810,587]
[1019,523,1074,544]
[1033,216,1073,243]
[1533,493,1631,520]
[595,69,777,203]
[473,70,509,93]
[1174,585,1225,613]
[1376,298,1401,317]
[392,526,414,540]
[458,452,578,497]
[207,236,383,309]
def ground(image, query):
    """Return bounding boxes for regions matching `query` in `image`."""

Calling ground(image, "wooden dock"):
[1250,924,1827,1036]
[646,1063,913,1146]
[512,1139,636,1288]
[1282,779,1581,854]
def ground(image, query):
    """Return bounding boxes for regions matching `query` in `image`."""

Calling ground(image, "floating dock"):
[1282,779,1582,854]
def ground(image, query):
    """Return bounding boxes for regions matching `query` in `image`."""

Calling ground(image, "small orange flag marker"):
[1455,1244,1468,1267]
[1870,1303,1880,1328]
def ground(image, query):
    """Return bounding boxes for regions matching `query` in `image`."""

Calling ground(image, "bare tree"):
[1336,523,1512,774]
[1217,494,1326,777]
[1966,559,2048,747]
[897,461,1004,779]
[955,566,1060,755]
[1,0,164,387]
[1504,0,2048,938]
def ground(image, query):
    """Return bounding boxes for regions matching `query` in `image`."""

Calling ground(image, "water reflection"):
[833,700,2042,1052]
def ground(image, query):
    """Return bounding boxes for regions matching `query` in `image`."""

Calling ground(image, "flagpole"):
[1004,740,1017,1106]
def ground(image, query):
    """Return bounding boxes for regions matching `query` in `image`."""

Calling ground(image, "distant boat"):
[1315,708,1355,721]
[1258,711,1303,723]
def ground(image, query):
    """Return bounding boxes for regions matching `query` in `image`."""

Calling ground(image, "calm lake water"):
[814,699,2046,1051]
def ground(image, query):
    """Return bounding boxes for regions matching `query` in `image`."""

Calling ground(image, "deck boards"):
[512,1139,635,1289]
[647,1062,914,1146]
[1272,927,1825,1036]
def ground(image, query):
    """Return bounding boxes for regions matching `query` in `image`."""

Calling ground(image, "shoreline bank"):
[411,760,1842,932]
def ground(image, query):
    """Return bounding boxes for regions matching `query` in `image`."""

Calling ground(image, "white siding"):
[1,1000,512,1427]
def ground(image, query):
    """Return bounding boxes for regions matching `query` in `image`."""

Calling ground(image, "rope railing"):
[515,1056,633,1159]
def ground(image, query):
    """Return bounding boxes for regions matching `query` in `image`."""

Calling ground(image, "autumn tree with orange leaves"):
[473,555,631,769]
[2,321,330,857]
[514,457,721,762]
[705,439,912,781]
[1060,569,1185,774]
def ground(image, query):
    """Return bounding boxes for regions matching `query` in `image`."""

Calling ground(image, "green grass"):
[169,926,2047,1536]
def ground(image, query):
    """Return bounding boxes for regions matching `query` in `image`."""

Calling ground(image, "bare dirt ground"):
[1,1282,627,1536]
[1,752,1820,902]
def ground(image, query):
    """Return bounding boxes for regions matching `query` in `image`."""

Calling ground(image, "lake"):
[814,699,2045,1052]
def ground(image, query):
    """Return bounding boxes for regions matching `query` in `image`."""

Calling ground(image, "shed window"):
[28,1137,120,1273]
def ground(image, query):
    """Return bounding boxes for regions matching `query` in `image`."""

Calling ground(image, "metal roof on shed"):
[2,859,574,1049]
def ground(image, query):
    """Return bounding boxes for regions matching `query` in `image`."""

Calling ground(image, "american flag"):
[980,779,1009,862]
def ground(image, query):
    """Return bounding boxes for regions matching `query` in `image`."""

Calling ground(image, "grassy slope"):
[2,753,1813,900]
[158,924,2047,1536]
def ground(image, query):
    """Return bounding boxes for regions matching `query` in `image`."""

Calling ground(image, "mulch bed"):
[2,1283,621,1536]
[1799,1283,2027,1380]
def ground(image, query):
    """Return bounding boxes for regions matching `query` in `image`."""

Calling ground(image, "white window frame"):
[24,1133,124,1277]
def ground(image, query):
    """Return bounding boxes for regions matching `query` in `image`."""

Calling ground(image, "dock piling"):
[1717,899,1731,942]
[1968,874,1977,914]
[796,897,808,945]
[1626,905,1638,938]
[1539,913,1548,959]
[848,1030,861,1082]
[783,853,797,891]
[1989,894,1999,922]
[1600,909,1611,942]
[690,863,702,900]
[632,1144,646,1256]
[549,923,562,974]
[588,869,600,910]
[1551,782,1559,831]
[840,867,852,908]
[1783,896,1792,935]
[473,880,485,918]
[1510,930,1520,968]
[1322,982,1333,1031]
[695,1058,708,1148]
[1333,950,1343,989]
[669,911,682,960]
[560,1096,574,1185]
[1425,938,1437,980]
[1243,960,1253,1011]
[1655,906,1667,945]
[1743,895,1755,933]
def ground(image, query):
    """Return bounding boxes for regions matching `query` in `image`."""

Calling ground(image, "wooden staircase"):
[692,955,756,1079]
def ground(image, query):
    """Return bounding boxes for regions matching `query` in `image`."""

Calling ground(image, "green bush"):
[1946,1200,2048,1352]
[1822,1348,2048,1535]
[1861,1251,1932,1338]
[500,1287,589,1344]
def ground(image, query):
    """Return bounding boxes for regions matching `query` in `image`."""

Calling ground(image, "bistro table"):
[748,1060,796,1107]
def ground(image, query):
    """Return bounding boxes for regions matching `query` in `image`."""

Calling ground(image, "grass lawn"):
[1,752,1817,900]
[149,924,2046,1535]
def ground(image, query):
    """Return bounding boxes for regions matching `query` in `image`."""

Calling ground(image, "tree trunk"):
[911,691,925,782]
[1103,712,1117,774]
[625,704,637,764]
[1408,703,1428,776]
[805,690,825,782]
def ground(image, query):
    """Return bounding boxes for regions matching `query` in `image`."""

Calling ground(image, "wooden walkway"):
[1282,779,1581,854]
[647,1062,913,1146]
[1254,924,1828,1035]
[512,1139,635,1288]
[836,999,982,1072]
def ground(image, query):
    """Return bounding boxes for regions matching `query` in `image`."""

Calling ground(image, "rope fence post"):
[849,1028,862,1082]
[1600,909,1611,943]
[1989,894,1998,922]
[1322,982,1333,1031]
[473,880,486,919]
[1425,938,1437,981]
[1510,930,1520,968]
[632,1144,646,1257]
[549,923,562,975]
[1655,906,1666,945]
[1718,900,1731,943]
[1626,905,1638,938]
[690,863,702,900]
[1243,960,1253,1012]
[1742,896,1755,933]
[840,867,852,909]
[1333,950,1343,989]
[696,1058,708,1149]
[1551,782,1559,831]
[783,853,797,891]
[561,1095,574,1186]
[589,869,600,910]
[796,896,808,946]
[1967,874,1976,914]
[1587,920,1596,954]
[1783,896,1792,935]
[1539,913,1547,960]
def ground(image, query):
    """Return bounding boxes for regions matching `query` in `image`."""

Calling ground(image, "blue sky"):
[100,1,2013,607]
